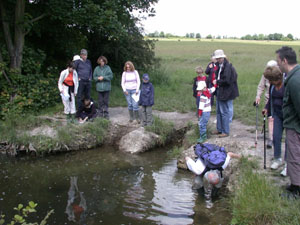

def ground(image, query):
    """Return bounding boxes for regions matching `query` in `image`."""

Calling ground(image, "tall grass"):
[231,157,300,225]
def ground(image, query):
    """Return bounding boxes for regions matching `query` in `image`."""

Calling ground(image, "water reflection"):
[65,176,87,224]
[0,148,231,224]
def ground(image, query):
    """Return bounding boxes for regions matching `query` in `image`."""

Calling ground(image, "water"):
[0,147,230,225]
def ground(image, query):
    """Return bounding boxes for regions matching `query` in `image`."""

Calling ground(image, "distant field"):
[151,39,300,125]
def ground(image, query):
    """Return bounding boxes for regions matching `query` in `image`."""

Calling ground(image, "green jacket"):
[283,64,300,133]
[93,65,113,92]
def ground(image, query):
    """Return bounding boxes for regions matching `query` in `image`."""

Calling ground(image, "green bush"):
[0,72,59,119]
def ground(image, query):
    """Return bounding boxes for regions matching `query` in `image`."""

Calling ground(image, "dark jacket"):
[283,64,300,133]
[193,76,207,98]
[74,59,93,81]
[139,82,154,106]
[265,84,284,119]
[76,102,97,119]
[216,59,239,101]
[205,62,215,88]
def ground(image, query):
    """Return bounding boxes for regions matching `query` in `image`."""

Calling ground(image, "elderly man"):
[74,49,93,109]
[213,49,239,137]
[276,46,300,197]
[186,151,241,208]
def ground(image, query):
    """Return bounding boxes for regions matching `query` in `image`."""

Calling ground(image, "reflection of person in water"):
[65,176,87,224]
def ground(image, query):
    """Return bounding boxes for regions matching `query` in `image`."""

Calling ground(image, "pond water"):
[0,147,230,225]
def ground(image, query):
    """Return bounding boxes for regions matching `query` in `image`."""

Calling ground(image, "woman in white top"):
[121,61,141,123]
[58,61,79,123]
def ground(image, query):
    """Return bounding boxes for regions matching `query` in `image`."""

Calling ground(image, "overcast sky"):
[141,0,300,38]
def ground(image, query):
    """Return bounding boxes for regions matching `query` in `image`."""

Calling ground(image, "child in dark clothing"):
[193,66,207,113]
[139,74,154,126]
[76,98,97,123]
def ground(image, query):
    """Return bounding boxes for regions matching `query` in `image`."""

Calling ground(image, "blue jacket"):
[139,82,154,106]
[74,59,93,81]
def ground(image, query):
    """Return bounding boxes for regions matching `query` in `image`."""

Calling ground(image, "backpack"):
[194,143,227,170]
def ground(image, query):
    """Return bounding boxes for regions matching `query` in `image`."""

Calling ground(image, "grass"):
[145,116,174,145]
[132,39,300,125]
[231,157,300,225]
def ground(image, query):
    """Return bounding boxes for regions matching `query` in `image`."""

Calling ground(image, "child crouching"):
[139,73,154,126]
[197,80,217,143]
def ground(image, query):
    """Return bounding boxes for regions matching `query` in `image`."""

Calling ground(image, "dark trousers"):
[98,91,110,118]
[273,113,284,159]
[77,80,91,109]
[286,128,300,186]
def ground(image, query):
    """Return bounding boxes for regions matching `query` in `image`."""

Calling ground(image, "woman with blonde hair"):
[121,61,141,123]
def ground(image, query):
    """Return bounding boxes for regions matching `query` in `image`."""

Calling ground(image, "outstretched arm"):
[228,152,241,159]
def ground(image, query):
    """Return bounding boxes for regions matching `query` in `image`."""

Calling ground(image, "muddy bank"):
[0,107,197,156]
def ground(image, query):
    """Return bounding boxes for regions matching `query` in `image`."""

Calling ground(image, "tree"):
[185,33,189,38]
[0,0,46,70]
[189,33,194,38]
[196,33,201,38]
[206,34,212,39]
[159,31,165,38]
[287,33,294,40]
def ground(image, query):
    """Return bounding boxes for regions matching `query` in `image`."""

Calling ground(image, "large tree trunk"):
[14,0,25,69]
[0,0,25,70]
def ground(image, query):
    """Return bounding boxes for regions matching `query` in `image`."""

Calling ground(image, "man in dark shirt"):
[74,49,93,109]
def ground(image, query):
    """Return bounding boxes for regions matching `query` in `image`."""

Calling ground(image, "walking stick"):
[263,114,266,169]
[253,102,258,148]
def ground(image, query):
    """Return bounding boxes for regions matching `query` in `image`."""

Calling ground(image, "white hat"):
[73,55,80,61]
[266,60,277,67]
[197,81,207,91]
[214,49,226,59]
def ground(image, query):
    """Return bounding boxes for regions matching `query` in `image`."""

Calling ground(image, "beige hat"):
[266,60,277,67]
[73,55,80,61]
[214,49,226,59]
[197,81,206,91]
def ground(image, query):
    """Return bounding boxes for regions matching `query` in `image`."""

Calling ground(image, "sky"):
[141,0,300,38]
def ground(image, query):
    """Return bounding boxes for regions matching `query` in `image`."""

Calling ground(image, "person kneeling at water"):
[185,144,241,208]
[76,98,97,123]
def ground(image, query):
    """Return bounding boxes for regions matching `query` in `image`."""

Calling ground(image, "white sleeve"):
[135,70,141,92]
[186,158,206,175]
[222,155,231,170]
[121,72,126,92]
[58,70,65,92]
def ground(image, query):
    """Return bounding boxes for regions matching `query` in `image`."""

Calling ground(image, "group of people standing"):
[58,49,154,126]
[193,49,239,143]
[257,46,300,197]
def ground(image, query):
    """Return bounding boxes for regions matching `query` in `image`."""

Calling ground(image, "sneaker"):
[267,139,273,149]
[270,158,283,170]
[280,166,287,177]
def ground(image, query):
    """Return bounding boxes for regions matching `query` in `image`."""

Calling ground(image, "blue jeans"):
[216,100,231,135]
[229,100,233,123]
[125,89,139,111]
[199,112,210,136]
[273,113,284,159]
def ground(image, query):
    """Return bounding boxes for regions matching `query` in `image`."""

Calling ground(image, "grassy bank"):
[231,157,300,225]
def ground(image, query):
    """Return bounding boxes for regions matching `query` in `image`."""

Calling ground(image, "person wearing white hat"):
[213,49,239,138]
[255,60,277,148]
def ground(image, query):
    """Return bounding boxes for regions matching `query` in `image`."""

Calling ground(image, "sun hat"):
[197,81,206,91]
[214,49,226,59]
[80,49,88,55]
[266,60,278,67]
[73,55,80,61]
[142,73,149,81]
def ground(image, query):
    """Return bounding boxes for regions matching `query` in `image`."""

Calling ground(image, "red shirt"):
[64,72,74,86]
